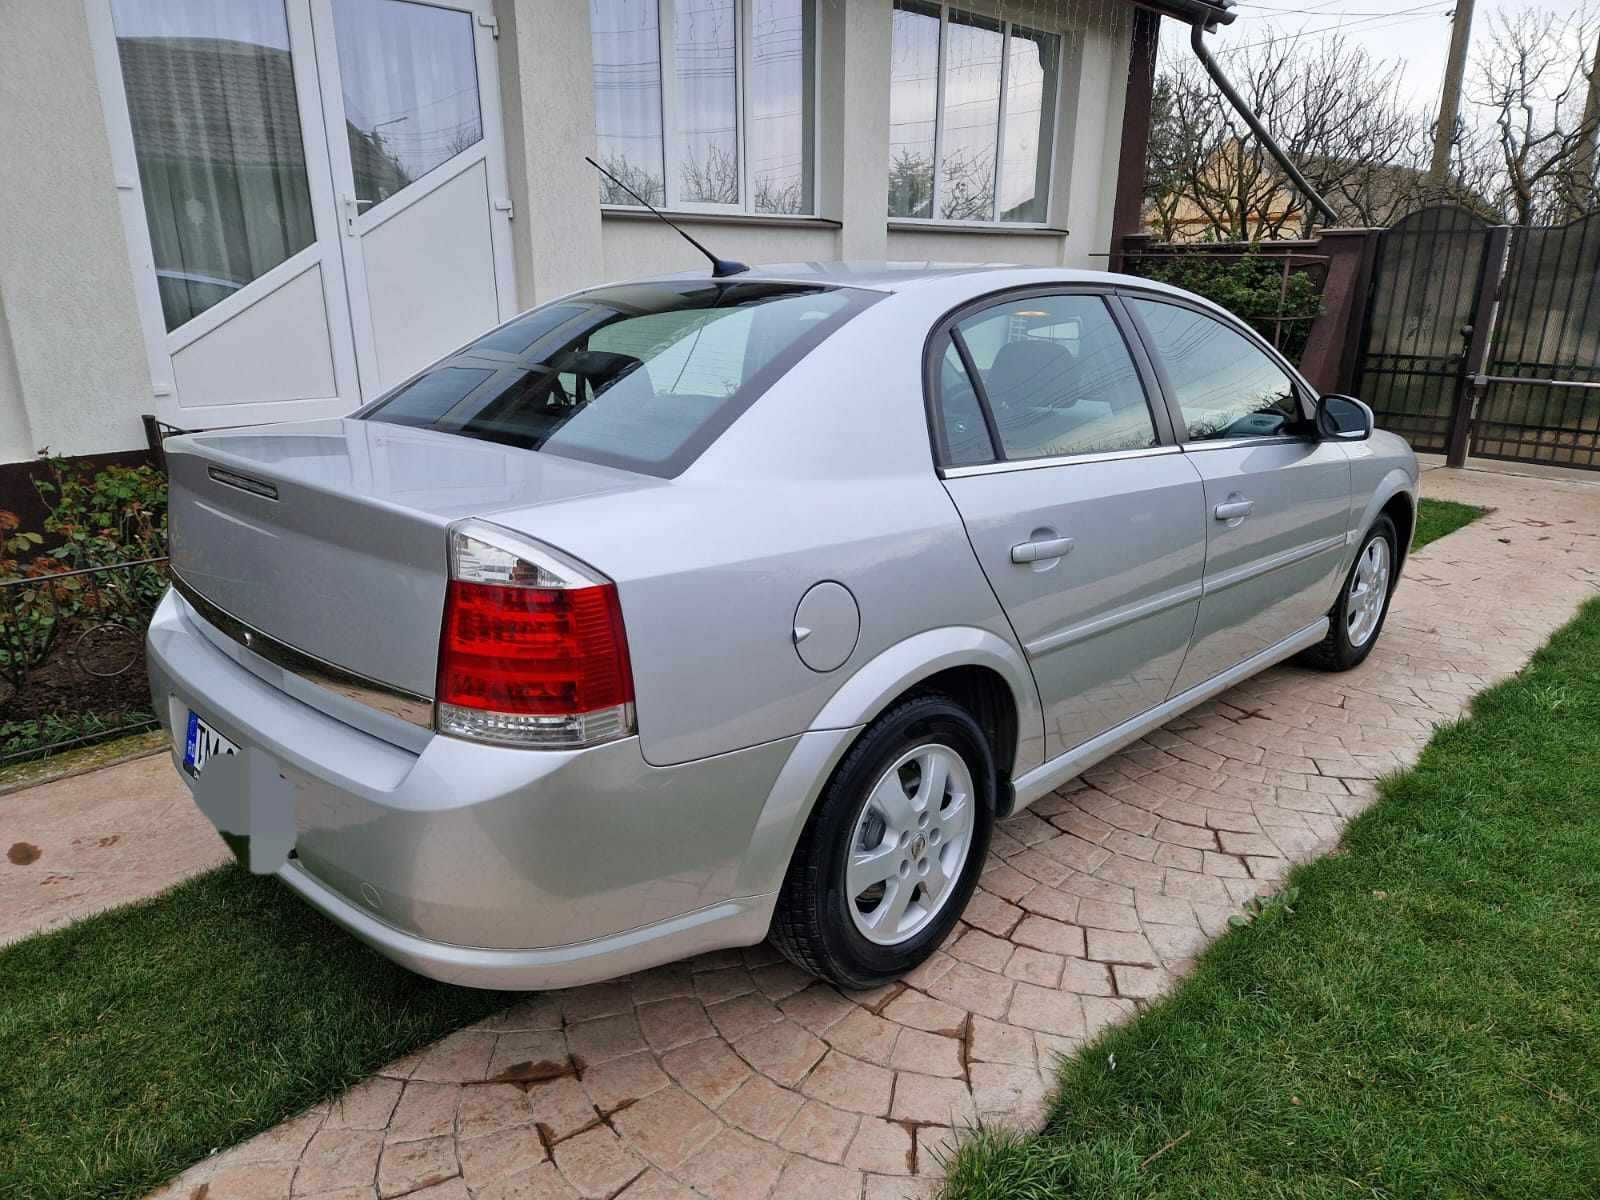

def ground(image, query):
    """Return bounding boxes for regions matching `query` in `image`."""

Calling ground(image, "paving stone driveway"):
[91,467,1600,1199]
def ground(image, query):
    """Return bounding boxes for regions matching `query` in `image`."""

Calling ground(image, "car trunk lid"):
[165,418,659,700]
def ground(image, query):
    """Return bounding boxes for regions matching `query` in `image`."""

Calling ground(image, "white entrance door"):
[310,0,518,395]
[92,0,516,429]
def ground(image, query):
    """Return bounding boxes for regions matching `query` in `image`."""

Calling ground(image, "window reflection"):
[674,0,739,203]
[1129,300,1302,440]
[590,0,666,206]
[111,0,316,330]
[888,1,939,218]
[749,0,814,213]
[939,11,1002,221]
[999,26,1058,223]
[333,0,483,209]
[887,2,1060,225]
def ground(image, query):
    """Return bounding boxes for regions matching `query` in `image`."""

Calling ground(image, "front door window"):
[110,0,316,330]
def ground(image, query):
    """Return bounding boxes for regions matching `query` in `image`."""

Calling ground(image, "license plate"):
[184,711,239,778]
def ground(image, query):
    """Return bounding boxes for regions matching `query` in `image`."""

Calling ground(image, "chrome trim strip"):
[1024,581,1203,657]
[940,444,1181,479]
[169,572,434,728]
[1202,533,1347,597]
[1180,434,1315,453]
[1010,618,1330,810]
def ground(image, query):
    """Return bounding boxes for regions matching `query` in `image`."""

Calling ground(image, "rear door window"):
[937,294,1158,463]
[361,281,876,476]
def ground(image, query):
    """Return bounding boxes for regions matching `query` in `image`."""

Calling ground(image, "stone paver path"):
[0,750,224,945]
[13,466,1596,1200]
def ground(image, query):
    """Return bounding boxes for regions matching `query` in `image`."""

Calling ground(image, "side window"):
[935,338,995,466]
[1128,299,1304,441]
[952,295,1157,461]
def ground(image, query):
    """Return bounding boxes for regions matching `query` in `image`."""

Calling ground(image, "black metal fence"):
[1,556,169,766]
[1356,206,1600,470]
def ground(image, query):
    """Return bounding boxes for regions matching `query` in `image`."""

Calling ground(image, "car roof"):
[648,260,1164,294]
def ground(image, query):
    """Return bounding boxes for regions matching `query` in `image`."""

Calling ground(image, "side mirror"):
[1316,394,1373,441]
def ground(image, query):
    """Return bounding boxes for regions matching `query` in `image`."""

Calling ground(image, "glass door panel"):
[312,0,515,395]
[331,0,484,211]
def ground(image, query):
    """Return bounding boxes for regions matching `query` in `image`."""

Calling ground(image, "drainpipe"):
[1187,19,1338,226]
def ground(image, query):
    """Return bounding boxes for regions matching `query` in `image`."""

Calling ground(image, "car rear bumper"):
[146,587,788,989]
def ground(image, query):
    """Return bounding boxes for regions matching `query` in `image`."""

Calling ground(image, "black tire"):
[770,693,996,990]
[1299,514,1398,672]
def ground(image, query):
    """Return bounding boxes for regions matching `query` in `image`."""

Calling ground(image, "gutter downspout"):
[1187,20,1338,225]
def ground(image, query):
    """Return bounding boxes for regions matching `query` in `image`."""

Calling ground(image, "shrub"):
[0,455,169,689]
[1127,253,1324,364]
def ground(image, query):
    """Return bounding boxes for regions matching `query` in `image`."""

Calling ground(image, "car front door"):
[1122,294,1353,696]
[933,290,1207,761]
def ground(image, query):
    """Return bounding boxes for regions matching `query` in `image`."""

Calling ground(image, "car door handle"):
[1011,536,1075,564]
[1214,499,1255,521]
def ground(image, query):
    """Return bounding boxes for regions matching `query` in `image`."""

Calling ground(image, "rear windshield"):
[359,279,877,476]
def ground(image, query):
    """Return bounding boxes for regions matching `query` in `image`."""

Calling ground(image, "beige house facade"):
[0,0,1156,467]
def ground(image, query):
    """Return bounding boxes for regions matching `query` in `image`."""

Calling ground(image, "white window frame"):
[891,1,1064,229]
[599,0,821,218]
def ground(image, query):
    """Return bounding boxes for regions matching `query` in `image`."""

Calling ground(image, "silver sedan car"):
[147,263,1418,991]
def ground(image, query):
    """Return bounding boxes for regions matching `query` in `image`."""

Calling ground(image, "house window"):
[888,1,1060,224]
[590,0,816,214]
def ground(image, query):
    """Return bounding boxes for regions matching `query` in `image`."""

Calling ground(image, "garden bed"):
[1,457,167,763]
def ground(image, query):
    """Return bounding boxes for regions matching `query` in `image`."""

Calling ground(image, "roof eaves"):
[1128,0,1237,30]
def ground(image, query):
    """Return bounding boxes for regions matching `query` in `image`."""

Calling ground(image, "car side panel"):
[1170,439,1352,694]
[492,475,1035,769]
[944,455,1207,760]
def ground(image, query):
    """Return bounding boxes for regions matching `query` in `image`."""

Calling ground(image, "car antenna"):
[585,155,749,278]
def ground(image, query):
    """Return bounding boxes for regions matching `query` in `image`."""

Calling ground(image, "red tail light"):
[435,522,635,748]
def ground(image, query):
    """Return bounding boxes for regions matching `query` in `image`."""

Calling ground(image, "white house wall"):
[0,0,1138,462]
[0,1,154,462]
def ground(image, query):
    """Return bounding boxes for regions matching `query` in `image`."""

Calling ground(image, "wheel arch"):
[1379,488,1416,572]
[1345,468,1417,579]
[734,627,1044,899]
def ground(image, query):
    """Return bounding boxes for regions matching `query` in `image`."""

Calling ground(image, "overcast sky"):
[1161,0,1591,119]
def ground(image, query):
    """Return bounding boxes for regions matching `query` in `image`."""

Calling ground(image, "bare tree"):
[597,152,664,208]
[679,143,740,206]
[1146,33,1497,241]
[1471,5,1600,224]
[1146,35,1448,240]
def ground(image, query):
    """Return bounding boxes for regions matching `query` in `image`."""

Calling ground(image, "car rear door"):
[1121,293,1352,696]
[932,289,1207,762]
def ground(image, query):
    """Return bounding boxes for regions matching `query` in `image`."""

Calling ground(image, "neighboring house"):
[1150,138,1498,241]
[0,0,1194,475]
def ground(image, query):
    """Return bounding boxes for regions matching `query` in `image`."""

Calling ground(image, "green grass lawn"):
[943,596,1600,1200]
[0,868,510,1200]
[1412,497,1486,550]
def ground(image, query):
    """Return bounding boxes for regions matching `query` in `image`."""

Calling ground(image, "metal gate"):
[1472,211,1600,469]
[1355,205,1600,470]
[1354,206,1500,457]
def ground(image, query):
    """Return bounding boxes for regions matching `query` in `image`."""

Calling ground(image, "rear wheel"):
[770,694,995,989]
[1300,514,1397,672]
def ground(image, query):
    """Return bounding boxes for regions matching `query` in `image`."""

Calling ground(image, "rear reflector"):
[435,522,635,749]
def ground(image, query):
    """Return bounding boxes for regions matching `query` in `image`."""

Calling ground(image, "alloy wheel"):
[1346,536,1391,648]
[845,743,976,946]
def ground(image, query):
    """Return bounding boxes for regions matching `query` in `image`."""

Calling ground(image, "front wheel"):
[1299,514,1397,672]
[770,694,995,990]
